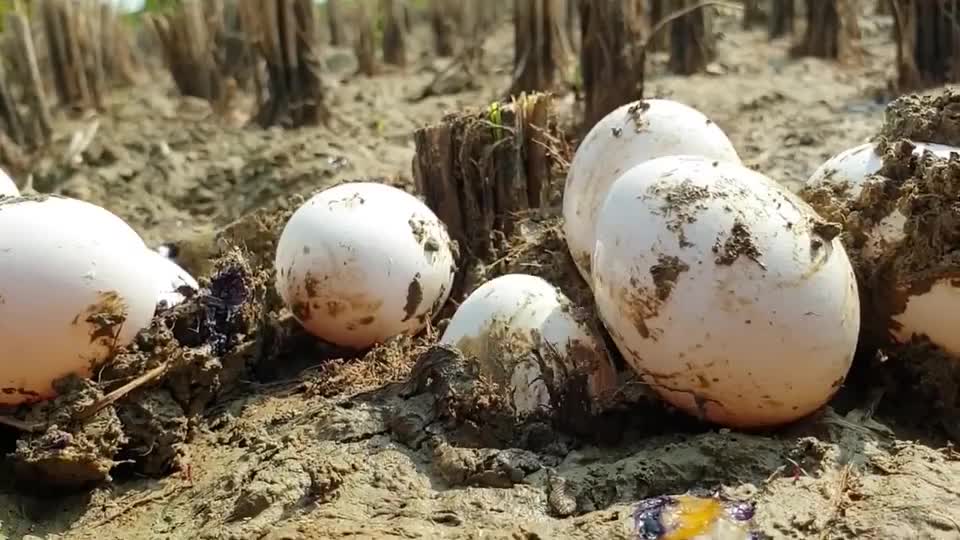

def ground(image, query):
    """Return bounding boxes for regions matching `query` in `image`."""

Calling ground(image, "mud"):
[2,8,960,540]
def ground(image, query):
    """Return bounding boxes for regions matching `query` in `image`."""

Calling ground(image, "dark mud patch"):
[650,255,689,302]
[713,220,764,268]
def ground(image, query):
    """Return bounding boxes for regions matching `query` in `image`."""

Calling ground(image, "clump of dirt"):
[801,90,960,440]
[3,247,270,491]
[9,376,126,491]
[879,88,960,146]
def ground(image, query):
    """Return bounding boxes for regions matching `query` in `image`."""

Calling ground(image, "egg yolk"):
[661,496,724,540]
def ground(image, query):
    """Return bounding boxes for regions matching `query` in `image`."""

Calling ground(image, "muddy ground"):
[2,6,960,540]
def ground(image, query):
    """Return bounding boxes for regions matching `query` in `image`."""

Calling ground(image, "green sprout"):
[488,101,503,142]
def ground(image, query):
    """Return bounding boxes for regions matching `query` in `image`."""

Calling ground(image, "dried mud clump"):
[4,248,270,491]
[806,90,960,439]
[10,376,126,491]
[879,89,960,147]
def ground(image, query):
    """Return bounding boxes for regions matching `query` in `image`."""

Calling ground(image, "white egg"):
[275,182,455,349]
[0,167,18,197]
[592,156,860,428]
[0,196,160,405]
[804,141,960,259]
[148,249,199,308]
[891,278,960,356]
[439,273,617,416]
[562,99,741,282]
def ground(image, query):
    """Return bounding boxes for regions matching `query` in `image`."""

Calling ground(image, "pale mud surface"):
[3,9,960,540]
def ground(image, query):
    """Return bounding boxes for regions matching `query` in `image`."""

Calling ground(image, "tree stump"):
[647,0,670,51]
[6,12,53,145]
[412,94,561,300]
[430,0,456,57]
[578,0,645,129]
[147,0,227,103]
[327,0,346,46]
[742,0,765,29]
[768,0,795,39]
[510,0,570,95]
[381,0,407,67]
[354,0,377,76]
[891,0,960,90]
[240,0,329,127]
[792,0,861,62]
[667,0,716,75]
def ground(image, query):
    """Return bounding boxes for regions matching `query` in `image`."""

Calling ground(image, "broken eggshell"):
[803,141,959,259]
[634,494,760,540]
[592,156,860,428]
[439,273,617,417]
[562,99,741,283]
[0,167,17,197]
[0,196,160,405]
[148,248,199,309]
[275,182,455,349]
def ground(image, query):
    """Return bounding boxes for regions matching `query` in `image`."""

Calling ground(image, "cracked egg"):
[592,156,860,428]
[440,274,618,417]
[275,182,455,349]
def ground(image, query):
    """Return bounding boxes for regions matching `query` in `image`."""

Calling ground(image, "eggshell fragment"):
[803,141,959,259]
[149,249,199,308]
[592,156,860,428]
[440,273,617,416]
[275,182,455,349]
[0,196,160,405]
[891,279,960,357]
[0,168,18,197]
[563,99,741,282]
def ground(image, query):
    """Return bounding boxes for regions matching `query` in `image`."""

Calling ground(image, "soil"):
[3,8,960,540]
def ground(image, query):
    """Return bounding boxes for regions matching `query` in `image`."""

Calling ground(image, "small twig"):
[86,483,188,529]
[0,415,44,433]
[76,363,168,422]
[641,1,743,51]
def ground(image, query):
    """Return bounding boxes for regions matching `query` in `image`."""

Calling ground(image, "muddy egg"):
[563,99,741,282]
[0,167,17,197]
[0,196,160,405]
[148,248,199,309]
[592,156,860,428]
[439,273,617,417]
[275,182,455,349]
[803,141,960,259]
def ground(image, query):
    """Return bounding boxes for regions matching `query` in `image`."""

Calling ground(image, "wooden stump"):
[38,0,118,111]
[240,0,329,127]
[381,0,407,67]
[147,0,227,103]
[430,0,456,57]
[355,1,377,76]
[891,0,960,90]
[768,0,795,39]
[647,0,670,51]
[792,0,861,61]
[6,13,53,145]
[412,94,561,300]
[510,0,570,95]
[742,0,765,29]
[667,0,716,75]
[578,0,645,129]
[327,0,346,46]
